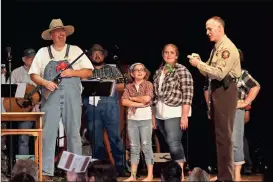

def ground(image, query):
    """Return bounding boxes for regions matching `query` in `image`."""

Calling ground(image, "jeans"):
[18,121,33,155]
[232,109,245,165]
[156,117,186,162]
[83,96,124,171]
[128,119,154,165]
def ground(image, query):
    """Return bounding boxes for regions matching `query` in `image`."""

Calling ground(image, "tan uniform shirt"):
[197,34,241,81]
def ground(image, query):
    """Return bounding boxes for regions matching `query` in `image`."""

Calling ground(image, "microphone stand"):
[7,48,14,173]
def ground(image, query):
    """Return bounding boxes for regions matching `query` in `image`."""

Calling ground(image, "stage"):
[51,174,263,181]
[118,174,263,181]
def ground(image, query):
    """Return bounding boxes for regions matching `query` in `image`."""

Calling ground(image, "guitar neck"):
[25,85,42,99]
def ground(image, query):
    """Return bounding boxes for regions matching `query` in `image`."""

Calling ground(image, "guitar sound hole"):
[22,101,32,108]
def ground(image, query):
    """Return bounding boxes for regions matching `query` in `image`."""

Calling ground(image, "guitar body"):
[3,84,41,112]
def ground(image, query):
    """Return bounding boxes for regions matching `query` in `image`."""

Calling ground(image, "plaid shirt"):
[153,63,194,106]
[122,80,153,114]
[237,69,260,100]
[88,64,124,83]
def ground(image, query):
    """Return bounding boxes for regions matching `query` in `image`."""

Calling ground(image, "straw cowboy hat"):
[41,19,74,40]
[88,44,108,57]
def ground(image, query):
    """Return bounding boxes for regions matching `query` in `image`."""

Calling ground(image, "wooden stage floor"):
[118,174,263,181]
[52,174,263,181]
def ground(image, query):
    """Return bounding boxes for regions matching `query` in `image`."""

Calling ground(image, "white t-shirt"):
[29,44,94,77]
[127,85,152,121]
[155,72,191,120]
[7,66,36,86]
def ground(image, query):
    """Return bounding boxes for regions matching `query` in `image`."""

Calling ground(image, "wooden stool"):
[1,112,44,181]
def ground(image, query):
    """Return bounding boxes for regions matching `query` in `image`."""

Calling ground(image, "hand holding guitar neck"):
[43,50,87,100]
[3,50,88,112]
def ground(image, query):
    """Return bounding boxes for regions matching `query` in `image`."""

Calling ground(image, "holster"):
[211,75,237,90]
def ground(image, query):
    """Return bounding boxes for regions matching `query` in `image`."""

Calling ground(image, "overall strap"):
[47,46,54,60]
[47,44,70,60]
[64,44,70,59]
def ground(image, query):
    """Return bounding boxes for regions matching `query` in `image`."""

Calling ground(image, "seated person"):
[161,160,182,182]
[11,159,38,181]
[86,160,117,182]
[187,167,210,181]
[10,172,36,182]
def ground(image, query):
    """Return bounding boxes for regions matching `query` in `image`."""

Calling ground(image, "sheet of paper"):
[15,83,26,98]
[89,96,100,106]
[57,151,92,173]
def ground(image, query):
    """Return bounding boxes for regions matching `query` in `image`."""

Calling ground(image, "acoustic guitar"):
[3,83,41,112]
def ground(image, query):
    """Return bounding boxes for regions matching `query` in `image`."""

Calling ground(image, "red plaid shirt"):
[122,80,153,114]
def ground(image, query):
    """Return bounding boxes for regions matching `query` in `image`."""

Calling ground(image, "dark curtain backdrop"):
[2,0,273,174]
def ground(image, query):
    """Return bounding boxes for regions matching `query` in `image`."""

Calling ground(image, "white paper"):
[57,151,92,173]
[15,83,26,98]
[89,96,100,106]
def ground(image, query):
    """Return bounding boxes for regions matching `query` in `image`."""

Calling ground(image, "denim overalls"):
[82,66,125,172]
[41,45,82,176]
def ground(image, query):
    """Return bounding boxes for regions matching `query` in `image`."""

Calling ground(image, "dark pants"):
[211,82,237,181]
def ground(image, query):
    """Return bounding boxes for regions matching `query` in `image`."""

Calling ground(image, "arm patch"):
[222,50,230,59]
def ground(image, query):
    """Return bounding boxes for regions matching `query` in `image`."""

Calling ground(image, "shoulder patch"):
[222,50,230,59]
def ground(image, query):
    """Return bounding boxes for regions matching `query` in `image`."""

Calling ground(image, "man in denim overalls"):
[83,44,130,177]
[29,19,93,181]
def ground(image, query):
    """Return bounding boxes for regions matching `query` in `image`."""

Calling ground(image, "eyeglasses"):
[133,68,145,72]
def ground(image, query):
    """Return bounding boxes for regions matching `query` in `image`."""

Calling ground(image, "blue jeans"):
[156,117,186,162]
[232,109,245,165]
[83,96,124,171]
[128,119,154,165]
[18,121,33,155]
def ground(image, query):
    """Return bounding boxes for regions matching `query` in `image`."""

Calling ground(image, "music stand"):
[1,83,17,174]
[81,79,115,158]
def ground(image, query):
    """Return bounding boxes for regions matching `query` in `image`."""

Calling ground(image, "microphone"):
[113,55,119,61]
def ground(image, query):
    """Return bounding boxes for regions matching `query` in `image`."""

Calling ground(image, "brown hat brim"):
[88,48,108,58]
[41,25,74,40]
